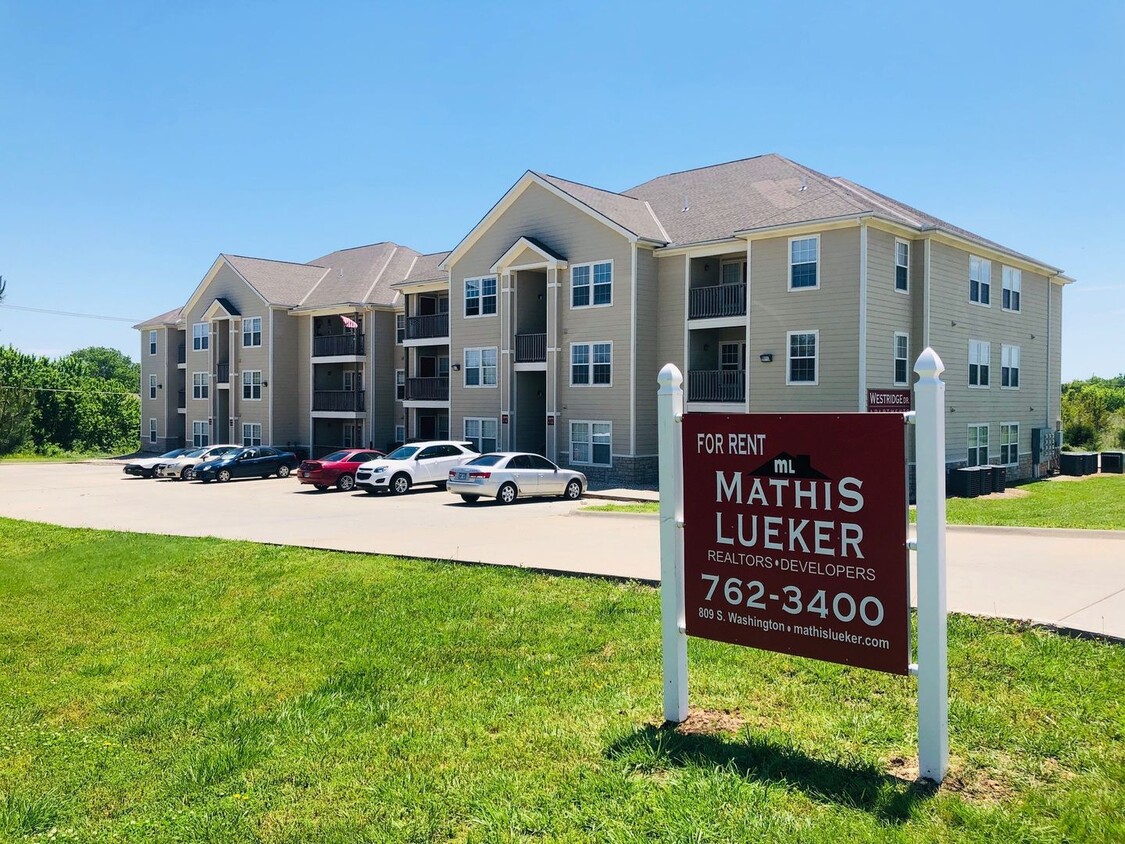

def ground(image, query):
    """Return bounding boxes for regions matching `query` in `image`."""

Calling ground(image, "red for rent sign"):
[682,413,909,674]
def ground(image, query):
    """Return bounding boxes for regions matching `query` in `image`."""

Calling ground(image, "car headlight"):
[372,466,387,474]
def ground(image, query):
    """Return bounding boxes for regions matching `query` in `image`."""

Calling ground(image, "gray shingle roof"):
[223,255,330,307]
[535,173,668,242]
[400,251,451,285]
[301,243,421,308]
[132,306,183,330]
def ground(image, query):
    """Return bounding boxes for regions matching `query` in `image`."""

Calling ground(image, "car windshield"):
[322,451,351,462]
[160,448,188,458]
[383,446,419,460]
[183,449,206,458]
[465,454,505,467]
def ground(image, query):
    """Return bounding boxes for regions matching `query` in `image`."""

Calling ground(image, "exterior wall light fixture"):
[759,353,774,363]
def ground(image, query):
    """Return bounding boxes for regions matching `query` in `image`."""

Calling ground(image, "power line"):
[0,303,139,323]
[0,384,140,398]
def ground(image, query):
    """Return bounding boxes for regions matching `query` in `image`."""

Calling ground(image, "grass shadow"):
[606,722,937,824]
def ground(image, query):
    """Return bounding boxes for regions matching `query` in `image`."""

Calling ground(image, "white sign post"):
[657,363,688,722]
[913,348,949,783]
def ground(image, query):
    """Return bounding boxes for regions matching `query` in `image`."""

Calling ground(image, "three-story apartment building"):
[141,154,1070,486]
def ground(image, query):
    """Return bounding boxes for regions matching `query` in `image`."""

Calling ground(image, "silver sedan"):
[447,452,586,504]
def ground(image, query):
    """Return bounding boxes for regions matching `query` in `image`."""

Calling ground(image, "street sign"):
[681,413,909,674]
[867,388,911,413]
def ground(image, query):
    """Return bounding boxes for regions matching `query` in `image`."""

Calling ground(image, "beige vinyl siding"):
[1048,282,1063,427]
[655,253,687,376]
[371,309,399,451]
[748,227,861,411]
[633,246,659,455]
[295,317,312,449]
[268,308,302,447]
[912,238,927,352]
[235,309,269,444]
[449,182,634,458]
[865,227,915,390]
[139,327,172,451]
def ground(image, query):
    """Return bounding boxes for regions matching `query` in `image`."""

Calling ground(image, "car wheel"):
[497,482,518,505]
[564,479,583,501]
[277,465,291,479]
[314,484,328,491]
[182,467,193,481]
[337,474,355,492]
[143,469,154,479]
[460,494,479,503]
[217,469,232,483]
[390,473,411,496]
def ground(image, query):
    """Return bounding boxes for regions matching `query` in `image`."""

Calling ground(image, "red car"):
[297,449,384,492]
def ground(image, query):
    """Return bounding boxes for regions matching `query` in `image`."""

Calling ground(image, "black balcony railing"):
[688,283,747,319]
[216,361,230,383]
[688,370,746,403]
[406,313,449,341]
[515,332,547,363]
[313,333,365,357]
[177,389,186,408]
[405,377,449,401]
[177,344,186,364]
[312,390,366,412]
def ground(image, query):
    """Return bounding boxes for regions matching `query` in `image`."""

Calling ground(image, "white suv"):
[355,441,478,495]
[157,444,241,480]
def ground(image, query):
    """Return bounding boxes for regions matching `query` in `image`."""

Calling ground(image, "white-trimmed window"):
[1000,423,1019,466]
[789,236,819,289]
[149,374,158,399]
[192,322,209,351]
[571,342,612,386]
[242,423,262,447]
[895,240,910,292]
[570,421,611,466]
[394,424,405,443]
[242,370,262,400]
[464,347,497,387]
[1001,344,1021,389]
[968,340,990,387]
[572,261,613,308]
[464,417,498,454]
[1002,267,1022,312]
[396,313,405,344]
[192,372,209,400]
[465,276,497,317]
[786,331,818,384]
[192,420,209,448]
[242,316,262,347]
[343,370,362,392]
[721,260,746,286]
[149,418,157,444]
[395,369,405,400]
[719,342,743,371]
[148,330,158,355]
[970,255,991,305]
[893,332,909,386]
[967,424,989,467]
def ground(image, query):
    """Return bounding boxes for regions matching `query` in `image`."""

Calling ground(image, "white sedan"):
[156,444,241,480]
[447,452,586,504]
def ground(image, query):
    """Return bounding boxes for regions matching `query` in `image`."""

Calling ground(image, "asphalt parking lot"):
[2,461,1124,638]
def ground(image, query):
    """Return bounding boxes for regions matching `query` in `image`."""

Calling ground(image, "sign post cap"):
[913,347,945,380]
[657,363,684,391]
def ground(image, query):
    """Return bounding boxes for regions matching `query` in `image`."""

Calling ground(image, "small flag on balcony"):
[340,314,358,330]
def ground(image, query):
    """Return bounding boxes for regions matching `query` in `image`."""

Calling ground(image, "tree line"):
[1063,374,1125,451]
[0,345,141,456]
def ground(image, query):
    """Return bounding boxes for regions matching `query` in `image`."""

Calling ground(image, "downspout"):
[858,221,868,410]
[630,242,637,458]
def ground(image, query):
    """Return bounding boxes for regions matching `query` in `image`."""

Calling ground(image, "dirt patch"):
[670,707,746,736]
[886,755,1027,802]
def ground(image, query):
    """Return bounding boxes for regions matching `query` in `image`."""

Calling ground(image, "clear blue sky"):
[1,1,1121,380]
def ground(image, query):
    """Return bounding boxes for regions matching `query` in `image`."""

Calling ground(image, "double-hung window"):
[192,372,209,400]
[464,276,497,317]
[394,424,405,444]
[396,314,405,344]
[149,418,157,444]
[242,423,262,447]
[967,424,989,467]
[571,342,612,385]
[395,369,405,400]
[719,342,743,371]
[893,332,909,386]
[968,340,990,387]
[572,261,613,307]
[242,370,262,400]
[970,256,991,305]
[895,240,910,292]
[1002,267,1022,312]
[786,331,818,384]
[192,322,209,351]
[1001,344,1020,388]
[464,348,497,387]
[149,374,158,399]
[1000,424,1019,466]
[242,316,262,347]
[148,330,158,355]
[464,418,498,454]
[192,420,209,448]
[570,421,611,466]
[789,236,819,289]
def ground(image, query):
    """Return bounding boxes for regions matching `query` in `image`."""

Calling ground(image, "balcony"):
[313,333,365,357]
[406,313,449,341]
[177,344,186,364]
[405,377,449,401]
[515,333,547,363]
[312,390,366,412]
[689,284,747,320]
[688,370,746,403]
[216,361,230,384]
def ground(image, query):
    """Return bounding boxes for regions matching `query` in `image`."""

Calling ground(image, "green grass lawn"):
[586,475,1125,531]
[1,518,1123,843]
